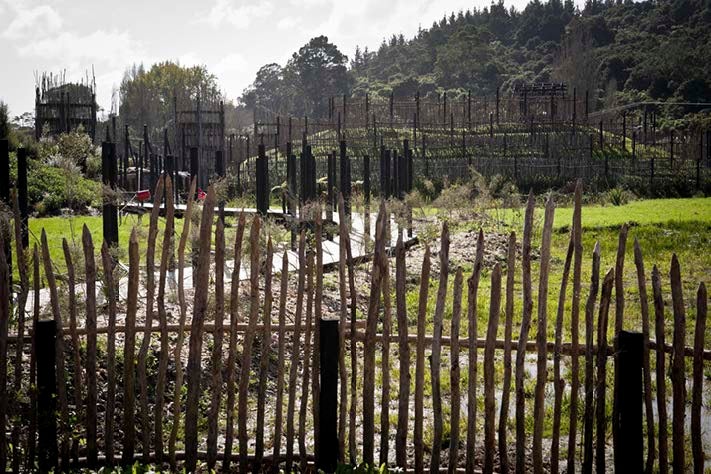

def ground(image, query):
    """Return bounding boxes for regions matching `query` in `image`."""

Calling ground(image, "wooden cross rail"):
[7,325,711,360]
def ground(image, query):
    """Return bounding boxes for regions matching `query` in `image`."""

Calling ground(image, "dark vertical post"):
[215,150,224,177]
[0,139,9,206]
[190,146,199,194]
[17,148,29,248]
[622,113,627,151]
[403,139,411,192]
[495,86,500,124]
[144,125,152,190]
[614,331,644,473]
[489,113,494,138]
[306,145,315,203]
[37,319,58,472]
[669,130,675,168]
[165,155,174,193]
[123,126,129,190]
[286,142,296,215]
[467,90,472,130]
[585,90,589,120]
[382,149,391,199]
[327,149,334,213]
[363,154,371,206]
[572,87,577,130]
[340,140,351,215]
[317,318,339,472]
[327,151,335,211]
[407,146,414,192]
[392,150,399,198]
[423,135,428,178]
[102,142,119,248]
[256,143,269,215]
[0,138,10,274]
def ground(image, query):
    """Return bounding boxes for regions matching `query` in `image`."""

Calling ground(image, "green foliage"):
[25,129,103,216]
[242,36,351,117]
[119,61,222,138]
[28,164,101,215]
[606,186,632,206]
[244,0,711,122]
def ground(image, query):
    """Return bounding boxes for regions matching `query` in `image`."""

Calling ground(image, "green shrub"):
[29,164,102,216]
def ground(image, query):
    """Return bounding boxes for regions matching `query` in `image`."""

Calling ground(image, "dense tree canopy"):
[119,61,223,137]
[241,36,351,117]
[241,0,711,118]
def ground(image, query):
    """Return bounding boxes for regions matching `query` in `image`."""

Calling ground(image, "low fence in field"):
[0,178,708,473]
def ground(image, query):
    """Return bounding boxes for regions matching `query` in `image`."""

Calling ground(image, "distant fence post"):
[286,142,296,215]
[256,143,269,215]
[17,147,29,248]
[340,140,351,216]
[327,151,335,222]
[614,331,644,473]
[0,140,8,205]
[363,154,371,207]
[215,149,224,178]
[317,318,339,473]
[189,147,199,195]
[37,319,58,472]
[102,142,119,248]
[0,139,10,273]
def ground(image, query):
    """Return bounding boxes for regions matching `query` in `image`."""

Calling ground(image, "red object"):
[197,188,207,200]
[136,190,151,202]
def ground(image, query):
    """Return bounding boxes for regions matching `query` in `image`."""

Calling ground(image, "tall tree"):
[119,61,222,138]
[284,36,351,117]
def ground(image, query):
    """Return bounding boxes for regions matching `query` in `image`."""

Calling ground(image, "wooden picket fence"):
[0,176,708,473]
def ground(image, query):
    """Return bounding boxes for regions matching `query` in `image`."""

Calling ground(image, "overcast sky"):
[1,0,546,117]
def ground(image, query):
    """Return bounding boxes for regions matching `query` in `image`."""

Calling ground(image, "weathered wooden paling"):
[533,197,555,474]
[498,231,516,474]
[515,192,535,473]
[184,187,216,472]
[414,247,431,474]
[430,221,450,473]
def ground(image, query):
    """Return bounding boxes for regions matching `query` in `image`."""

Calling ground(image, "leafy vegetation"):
[242,0,711,127]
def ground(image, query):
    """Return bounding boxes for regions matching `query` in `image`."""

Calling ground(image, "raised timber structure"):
[34,72,97,140]
[178,97,225,189]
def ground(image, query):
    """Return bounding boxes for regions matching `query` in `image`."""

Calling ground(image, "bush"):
[414,177,444,202]
[29,164,102,216]
[607,186,633,206]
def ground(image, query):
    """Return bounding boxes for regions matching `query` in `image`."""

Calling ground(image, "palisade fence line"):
[0,179,709,473]
[103,92,709,202]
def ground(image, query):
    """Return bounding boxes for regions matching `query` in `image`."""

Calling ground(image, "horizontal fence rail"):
[0,177,708,473]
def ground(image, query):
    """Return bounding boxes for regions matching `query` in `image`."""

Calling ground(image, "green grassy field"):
[12,197,710,342]
[408,196,710,345]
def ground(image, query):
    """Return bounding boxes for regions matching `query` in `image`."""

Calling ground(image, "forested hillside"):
[242,0,711,120]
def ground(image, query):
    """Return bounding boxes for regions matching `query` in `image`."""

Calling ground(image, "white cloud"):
[2,4,63,39]
[201,0,274,29]
[215,53,247,74]
[276,16,297,30]
[15,28,149,112]
[176,52,202,67]
[18,29,143,64]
